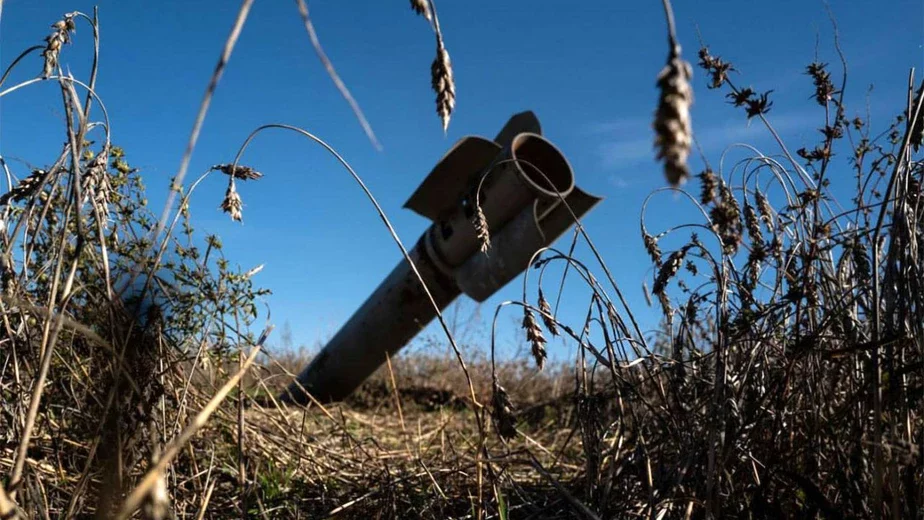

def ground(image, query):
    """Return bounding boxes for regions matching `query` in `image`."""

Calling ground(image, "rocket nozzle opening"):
[509,133,574,198]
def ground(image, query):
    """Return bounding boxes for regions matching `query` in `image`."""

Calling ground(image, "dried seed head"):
[697,47,733,89]
[537,289,558,336]
[910,85,924,153]
[744,91,774,119]
[83,146,113,224]
[42,14,76,79]
[0,253,14,296]
[220,180,243,222]
[852,238,871,286]
[409,0,432,21]
[685,259,698,275]
[491,380,518,440]
[653,246,688,295]
[806,62,836,106]
[797,145,833,163]
[0,169,47,206]
[683,297,698,324]
[472,203,490,254]
[709,183,742,255]
[746,241,766,288]
[654,48,694,186]
[820,124,844,141]
[643,230,662,266]
[698,169,717,205]
[431,35,455,133]
[727,87,756,108]
[754,189,774,230]
[770,235,784,261]
[211,163,263,181]
[744,203,761,242]
[522,308,547,371]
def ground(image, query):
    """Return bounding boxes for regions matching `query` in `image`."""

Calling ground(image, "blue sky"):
[1,1,921,361]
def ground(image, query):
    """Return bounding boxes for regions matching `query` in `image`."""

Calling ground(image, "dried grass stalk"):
[141,471,170,520]
[0,484,18,520]
[910,84,924,152]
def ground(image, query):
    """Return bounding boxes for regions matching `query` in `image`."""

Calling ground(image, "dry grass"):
[1,3,923,519]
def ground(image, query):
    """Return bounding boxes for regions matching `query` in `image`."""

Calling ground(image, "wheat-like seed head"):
[744,204,762,242]
[0,169,47,206]
[409,0,432,21]
[472,204,490,254]
[653,246,688,295]
[852,239,871,286]
[746,241,766,289]
[754,189,774,230]
[769,235,784,263]
[491,380,517,440]
[654,46,693,186]
[522,309,547,371]
[211,163,263,181]
[710,183,742,255]
[643,231,662,266]
[82,146,112,224]
[431,34,455,133]
[698,169,717,205]
[537,289,558,336]
[42,14,76,79]
[220,180,243,222]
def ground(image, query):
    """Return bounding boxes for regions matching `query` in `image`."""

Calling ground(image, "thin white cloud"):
[584,117,649,136]
[609,175,630,188]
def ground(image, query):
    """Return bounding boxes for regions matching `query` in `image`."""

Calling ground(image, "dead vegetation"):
[1,1,923,519]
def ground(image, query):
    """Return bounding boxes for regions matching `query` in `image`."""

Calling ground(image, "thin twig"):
[294,0,382,151]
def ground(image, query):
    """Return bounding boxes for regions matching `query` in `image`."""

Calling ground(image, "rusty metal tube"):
[454,187,602,302]
[279,235,461,404]
[280,113,601,406]
[430,133,574,267]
